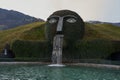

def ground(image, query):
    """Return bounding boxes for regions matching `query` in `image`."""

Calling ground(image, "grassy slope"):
[84,23,120,40]
[0,22,120,52]
[0,22,45,51]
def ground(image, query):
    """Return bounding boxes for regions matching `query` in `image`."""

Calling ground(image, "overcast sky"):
[0,0,120,22]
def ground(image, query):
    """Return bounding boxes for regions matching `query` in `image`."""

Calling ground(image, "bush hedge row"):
[11,39,119,61]
[11,40,51,59]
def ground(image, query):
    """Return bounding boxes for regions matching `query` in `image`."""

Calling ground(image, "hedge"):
[11,39,117,61]
[11,40,52,59]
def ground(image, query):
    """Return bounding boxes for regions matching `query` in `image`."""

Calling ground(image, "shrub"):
[61,39,114,60]
[11,40,51,59]
[76,39,114,59]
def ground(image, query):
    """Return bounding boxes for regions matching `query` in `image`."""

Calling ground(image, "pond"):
[0,64,120,80]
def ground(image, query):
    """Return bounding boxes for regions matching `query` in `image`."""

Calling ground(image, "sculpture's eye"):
[66,18,77,23]
[48,18,57,24]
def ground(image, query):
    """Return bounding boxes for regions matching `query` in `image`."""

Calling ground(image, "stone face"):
[46,10,85,45]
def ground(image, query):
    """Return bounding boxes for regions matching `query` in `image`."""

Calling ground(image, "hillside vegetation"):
[0,22,120,60]
[84,23,120,40]
[0,22,45,51]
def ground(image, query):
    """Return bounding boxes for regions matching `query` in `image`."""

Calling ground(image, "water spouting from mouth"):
[48,35,65,67]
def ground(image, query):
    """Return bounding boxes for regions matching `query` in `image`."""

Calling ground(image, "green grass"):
[0,22,45,51]
[84,23,120,40]
[0,22,120,59]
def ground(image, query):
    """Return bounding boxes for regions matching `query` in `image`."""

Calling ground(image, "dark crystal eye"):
[48,18,57,24]
[66,18,76,23]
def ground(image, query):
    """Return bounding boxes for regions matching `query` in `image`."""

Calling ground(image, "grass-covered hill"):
[0,22,120,60]
[0,22,45,51]
[84,23,120,40]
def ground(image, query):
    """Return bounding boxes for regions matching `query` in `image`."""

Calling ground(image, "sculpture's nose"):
[56,17,64,34]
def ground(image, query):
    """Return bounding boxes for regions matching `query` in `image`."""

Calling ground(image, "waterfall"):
[4,49,7,55]
[48,16,65,67]
[52,35,64,64]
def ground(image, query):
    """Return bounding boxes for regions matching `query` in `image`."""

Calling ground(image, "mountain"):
[87,21,120,27]
[112,23,120,27]
[0,8,44,30]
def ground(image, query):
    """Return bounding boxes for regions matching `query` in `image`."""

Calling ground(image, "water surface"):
[0,64,120,80]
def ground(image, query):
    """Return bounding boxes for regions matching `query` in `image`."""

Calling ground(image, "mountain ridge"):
[87,20,120,27]
[0,8,44,30]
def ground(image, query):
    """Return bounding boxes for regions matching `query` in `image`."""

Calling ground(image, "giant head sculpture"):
[46,10,85,46]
